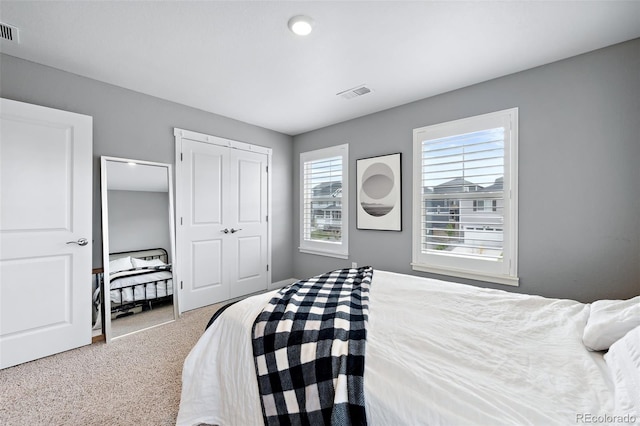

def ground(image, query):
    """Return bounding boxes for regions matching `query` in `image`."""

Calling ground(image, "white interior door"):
[228,148,268,299]
[175,130,271,312]
[0,98,92,369]
[178,140,230,311]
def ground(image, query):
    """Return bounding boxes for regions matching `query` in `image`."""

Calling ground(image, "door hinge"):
[266,165,268,173]
[180,217,183,225]
[266,264,269,271]
[266,215,268,222]
[180,281,183,290]
[180,152,183,161]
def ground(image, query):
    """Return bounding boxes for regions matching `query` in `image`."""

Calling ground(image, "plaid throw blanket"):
[252,267,373,426]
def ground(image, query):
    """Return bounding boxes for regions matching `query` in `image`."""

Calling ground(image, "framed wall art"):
[356,152,402,231]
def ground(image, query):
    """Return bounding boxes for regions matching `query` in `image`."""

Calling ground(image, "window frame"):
[412,108,519,286]
[299,144,349,259]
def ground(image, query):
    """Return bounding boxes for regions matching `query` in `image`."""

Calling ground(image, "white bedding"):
[177,270,616,426]
[109,269,173,304]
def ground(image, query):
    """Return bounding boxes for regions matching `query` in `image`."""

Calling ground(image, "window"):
[299,144,349,258]
[412,108,518,285]
[473,200,495,212]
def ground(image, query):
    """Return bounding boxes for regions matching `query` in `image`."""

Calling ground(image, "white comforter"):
[177,270,615,426]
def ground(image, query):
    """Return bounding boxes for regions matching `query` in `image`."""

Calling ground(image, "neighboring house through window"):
[412,108,519,285]
[299,144,349,259]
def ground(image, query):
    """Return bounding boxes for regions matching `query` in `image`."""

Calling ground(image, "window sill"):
[299,247,349,260]
[411,263,519,287]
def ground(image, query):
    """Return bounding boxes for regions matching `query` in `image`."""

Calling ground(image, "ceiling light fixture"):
[288,15,314,36]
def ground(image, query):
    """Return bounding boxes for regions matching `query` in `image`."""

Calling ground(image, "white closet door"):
[179,140,230,311]
[0,98,92,369]
[176,132,270,312]
[228,148,268,299]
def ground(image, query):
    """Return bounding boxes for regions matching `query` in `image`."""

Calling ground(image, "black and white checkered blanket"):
[252,266,373,426]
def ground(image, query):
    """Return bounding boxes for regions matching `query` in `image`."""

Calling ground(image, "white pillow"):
[131,257,166,268]
[109,256,133,274]
[604,325,640,417]
[583,296,640,351]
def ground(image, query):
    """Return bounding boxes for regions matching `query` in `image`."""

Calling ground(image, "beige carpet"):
[0,302,225,426]
[112,302,175,338]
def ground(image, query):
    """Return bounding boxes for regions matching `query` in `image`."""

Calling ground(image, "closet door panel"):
[228,149,268,299]
[179,140,230,311]
[236,236,262,280]
[192,240,223,290]
[175,129,271,311]
[193,153,223,224]
[237,158,262,223]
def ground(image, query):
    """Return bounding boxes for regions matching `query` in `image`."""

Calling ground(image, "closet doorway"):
[174,129,271,312]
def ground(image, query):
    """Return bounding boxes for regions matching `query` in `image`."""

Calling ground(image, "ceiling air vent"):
[337,84,373,100]
[0,22,20,43]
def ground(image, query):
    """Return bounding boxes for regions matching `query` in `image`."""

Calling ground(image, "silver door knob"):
[66,238,88,246]
[221,228,230,234]
[230,228,242,233]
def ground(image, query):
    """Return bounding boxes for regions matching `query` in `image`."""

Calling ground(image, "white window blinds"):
[300,144,349,258]
[412,108,518,285]
[421,127,505,261]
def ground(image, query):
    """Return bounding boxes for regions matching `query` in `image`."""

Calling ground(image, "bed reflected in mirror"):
[100,157,177,342]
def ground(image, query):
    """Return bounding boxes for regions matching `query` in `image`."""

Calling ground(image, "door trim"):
[174,128,272,314]
[174,128,272,156]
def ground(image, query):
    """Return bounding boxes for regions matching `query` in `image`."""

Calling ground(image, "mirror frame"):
[100,156,178,342]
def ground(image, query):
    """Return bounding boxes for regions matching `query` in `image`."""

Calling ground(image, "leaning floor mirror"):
[100,156,177,342]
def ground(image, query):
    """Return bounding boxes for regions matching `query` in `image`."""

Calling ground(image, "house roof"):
[315,203,341,211]
[430,176,504,193]
[313,181,342,197]
[482,177,504,192]
[432,178,482,193]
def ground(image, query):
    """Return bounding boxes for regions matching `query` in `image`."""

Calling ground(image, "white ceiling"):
[1,1,639,136]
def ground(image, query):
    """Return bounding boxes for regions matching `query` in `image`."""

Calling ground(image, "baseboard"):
[268,278,298,291]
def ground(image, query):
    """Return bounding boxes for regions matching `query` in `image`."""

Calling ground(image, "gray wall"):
[292,39,640,303]
[0,54,294,282]
[107,190,171,257]
[3,38,639,302]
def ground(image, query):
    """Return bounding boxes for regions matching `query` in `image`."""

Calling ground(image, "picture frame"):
[356,152,402,231]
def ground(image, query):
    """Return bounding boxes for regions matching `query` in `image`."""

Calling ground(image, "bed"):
[94,248,174,317]
[176,268,640,426]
